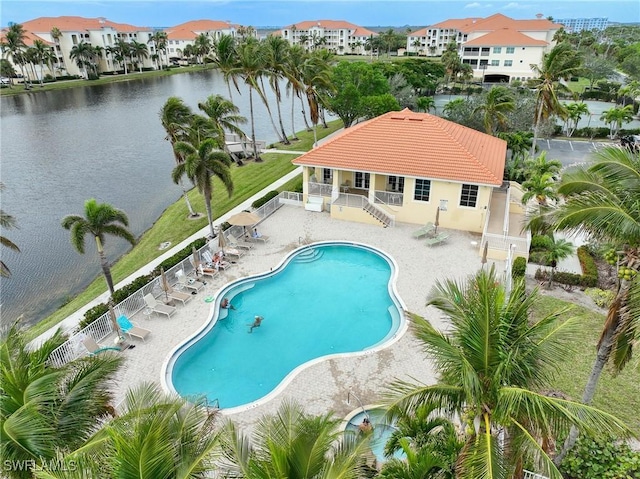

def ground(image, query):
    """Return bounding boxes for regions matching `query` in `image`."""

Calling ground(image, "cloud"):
[503,2,532,10]
[464,2,482,7]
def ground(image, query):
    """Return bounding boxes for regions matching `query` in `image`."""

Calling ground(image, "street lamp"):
[479,63,488,85]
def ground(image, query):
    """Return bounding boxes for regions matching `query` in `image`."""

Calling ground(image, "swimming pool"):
[345,408,406,463]
[163,242,405,412]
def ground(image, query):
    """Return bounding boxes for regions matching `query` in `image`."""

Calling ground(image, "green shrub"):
[585,288,615,308]
[560,436,640,479]
[531,235,554,249]
[534,269,598,288]
[528,250,552,266]
[251,190,279,209]
[512,256,527,279]
[577,245,598,281]
[79,303,109,329]
[111,274,155,304]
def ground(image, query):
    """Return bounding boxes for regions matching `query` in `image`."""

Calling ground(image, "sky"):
[1,0,638,29]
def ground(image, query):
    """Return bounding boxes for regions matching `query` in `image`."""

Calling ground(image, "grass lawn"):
[28,120,342,340]
[532,295,640,434]
[565,77,591,95]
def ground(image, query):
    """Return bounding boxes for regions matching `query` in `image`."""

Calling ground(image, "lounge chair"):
[117,315,151,342]
[176,269,205,293]
[223,246,245,259]
[412,222,436,239]
[202,250,233,271]
[245,232,270,243]
[424,232,449,247]
[82,336,121,355]
[227,233,253,250]
[144,294,177,318]
[164,284,192,305]
[198,263,219,278]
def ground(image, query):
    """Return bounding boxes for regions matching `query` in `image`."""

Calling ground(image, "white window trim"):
[458,183,480,209]
[413,178,432,203]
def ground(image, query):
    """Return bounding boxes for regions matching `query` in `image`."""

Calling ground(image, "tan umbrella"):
[108,301,123,339]
[481,241,488,268]
[434,207,440,234]
[227,211,261,237]
[160,267,170,302]
[192,246,201,275]
[218,229,227,253]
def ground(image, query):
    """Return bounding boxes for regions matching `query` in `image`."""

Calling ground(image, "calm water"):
[170,244,401,409]
[0,70,309,328]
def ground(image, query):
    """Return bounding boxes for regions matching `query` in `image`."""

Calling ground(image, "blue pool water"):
[346,409,406,463]
[169,243,402,409]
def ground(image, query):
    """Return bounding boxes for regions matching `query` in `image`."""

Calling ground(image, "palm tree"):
[522,172,558,206]
[160,97,198,217]
[549,146,640,462]
[618,80,640,107]
[416,96,436,113]
[0,326,122,478]
[498,131,534,182]
[232,38,268,160]
[211,33,238,99]
[300,50,333,146]
[129,40,148,73]
[193,33,212,64]
[524,150,563,180]
[473,86,515,135]
[379,442,448,479]
[563,102,590,137]
[197,94,248,165]
[31,39,51,86]
[69,41,93,78]
[219,400,369,479]
[172,137,234,238]
[600,105,634,139]
[283,44,310,137]
[0,23,30,89]
[0,183,19,277]
[384,266,631,479]
[61,199,136,296]
[544,237,574,288]
[113,39,130,74]
[529,43,582,155]
[148,31,168,70]
[264,35,292,145]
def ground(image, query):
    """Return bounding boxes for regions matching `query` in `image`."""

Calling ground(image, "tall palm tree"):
[69,41,93,78]
[31,39,51,86]
[384,266,630,479]
[211,34,238,99]
[529,43,582,155]
[549,146,640,462]
[283,44,310,137]
[0,183,19,277]
[172,137,234,238]
[300,50,333,146]
[563,102,589,137]
[473,86,515,135]
[61,199,136,296]
[129,40,148,73]
[618,80,640,107]
[0,23,30,89]
[232,38,268,160]
[148,31,168,70]
[416,96,436,113]
[378,441,448,479]
[264,35,292,145]
[0,326,122,479]
[193,33,212,64]
[160,97,198,217]
[600,105,634,139]
[113,39,130,74]
[498,131,534,182]
[544,237,574,288]
[522,172,558,206]
[219,400,369,479]
[197,94,248,165]
[524,150,562,180]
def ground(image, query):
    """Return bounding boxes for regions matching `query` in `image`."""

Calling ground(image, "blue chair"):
[117,315,151,342]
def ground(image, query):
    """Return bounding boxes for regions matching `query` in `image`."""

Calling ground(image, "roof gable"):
[21,16,151,33]
[293,109,506,186]
[165,19,233,40]
[464,28,548,46]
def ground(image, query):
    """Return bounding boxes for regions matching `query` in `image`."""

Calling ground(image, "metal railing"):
[47,193,287,368]
[308,182,333,197]
[374,190,403,206]
[482,232,531,258]
[523,471,549,479]
[332,192,368,208]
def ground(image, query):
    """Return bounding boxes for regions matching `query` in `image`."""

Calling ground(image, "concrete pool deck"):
[113,204,505,429]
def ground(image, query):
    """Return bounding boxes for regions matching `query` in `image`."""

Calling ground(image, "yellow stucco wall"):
[330,204,385,226]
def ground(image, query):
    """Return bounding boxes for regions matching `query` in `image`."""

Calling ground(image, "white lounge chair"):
[117,315,151,342]
[164,284,192,305]
[176,269,205,293]
[227,233,253,250]
[143,294,177,318]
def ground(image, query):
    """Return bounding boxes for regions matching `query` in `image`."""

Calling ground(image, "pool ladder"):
[347,390,370,421]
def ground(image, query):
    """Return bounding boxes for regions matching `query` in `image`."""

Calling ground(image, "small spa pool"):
[164,242,404,410]
[345,408,406,463]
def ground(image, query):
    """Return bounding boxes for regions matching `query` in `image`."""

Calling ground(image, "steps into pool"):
[294,247,324,263]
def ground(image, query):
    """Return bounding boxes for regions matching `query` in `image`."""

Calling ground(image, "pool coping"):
[160,240,409,415]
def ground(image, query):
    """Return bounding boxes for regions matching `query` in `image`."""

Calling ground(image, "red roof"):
[165,19,234,40]
[284,19,376,36]
[293,109,506,186]
[21,16,151,33]
[464,28,548,46]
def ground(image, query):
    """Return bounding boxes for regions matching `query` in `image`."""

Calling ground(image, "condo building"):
[276,20,378,55]
[555,17,609,33]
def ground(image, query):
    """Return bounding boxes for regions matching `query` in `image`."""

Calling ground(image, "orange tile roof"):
[464,28,548,46]
[352,27,378,37]
[165,19,233,40]
[285,20,367,31]
[21,16,151,33]
[293,109,506,186]
[0,29,53,47]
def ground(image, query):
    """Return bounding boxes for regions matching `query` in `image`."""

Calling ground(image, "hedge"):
[534,268,598,288]
[251,190,279,209]
[512,256,527,279]
[577,245,598,282]
[531,235,553,249]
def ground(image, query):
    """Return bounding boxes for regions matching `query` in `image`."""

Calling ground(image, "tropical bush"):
[80,303,110,328]
[577,245,599,281]
[535,268,598,288]
[560,436,640,479]
[585,288,616,308]
[251,190,279,209]
[531,234,554,249]
[512,256,527,279]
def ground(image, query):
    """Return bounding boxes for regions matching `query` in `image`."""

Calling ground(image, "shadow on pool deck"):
[113,205,502,430]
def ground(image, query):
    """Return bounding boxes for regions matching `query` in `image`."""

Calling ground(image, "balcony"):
[308,182,333,197]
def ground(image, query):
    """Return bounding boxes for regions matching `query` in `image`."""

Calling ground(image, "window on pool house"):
[414,179,431,201]
[387,176,405,192]
[323,168,333,184]
[355,172,370,189]
[460,184,479,207]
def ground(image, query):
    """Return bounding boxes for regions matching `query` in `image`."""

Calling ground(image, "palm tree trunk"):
[299,95,312,131]
[96,236,115,295]
[320,107,328,128]
[259,77,285,143]
[249,87,261,161]
[274,83,290,144]
[39,63,45,86]
[204,187,215,239]
[178,179,197,216]
[290,90,299,140]
[530,99,544,156]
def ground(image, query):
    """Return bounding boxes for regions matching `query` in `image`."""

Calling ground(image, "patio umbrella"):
[192,246,200,275]
[218,229,227,253]
[481,241,488,268]
[160,267,170,302]
[227,211,261,237]
[434,207,440,234]
[108,301,123,339]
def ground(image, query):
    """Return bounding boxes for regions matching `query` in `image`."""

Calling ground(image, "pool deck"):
[114,205,505,430]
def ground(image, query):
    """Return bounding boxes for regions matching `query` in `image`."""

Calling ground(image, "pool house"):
[292,109,530,261]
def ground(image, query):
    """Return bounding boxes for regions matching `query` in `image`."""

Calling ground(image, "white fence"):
[374,190,404,206]
[308,181,333,197]
[524,471,549,479]
[47,193,286,368]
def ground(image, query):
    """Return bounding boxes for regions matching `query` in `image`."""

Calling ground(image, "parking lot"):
[537,138,617,168]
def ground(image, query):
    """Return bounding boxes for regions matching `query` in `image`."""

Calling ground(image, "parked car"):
[0,77,11,84]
